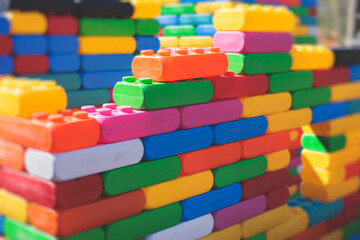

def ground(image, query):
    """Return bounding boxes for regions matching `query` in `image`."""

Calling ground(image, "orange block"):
[0,139,25,170]
[288,128,303,150]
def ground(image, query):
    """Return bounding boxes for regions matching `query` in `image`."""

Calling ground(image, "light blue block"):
[156,15,178,27]
[179,14,212,25]
[196,24,216,36]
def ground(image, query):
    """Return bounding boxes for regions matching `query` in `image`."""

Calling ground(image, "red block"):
[288,174,302,186]
[14,55,49,75]
[288,128,303,150]
[266,186,289,210]
[309,8,317,17]
[312,67,350,87]
[289,222,327,240]
[278,0,300,6]
[0,36,12,55]
[345,160,360,179]
[325,207,358,232]
[290,149,299,159]
[344,191,360,210]
[47,14,79,35]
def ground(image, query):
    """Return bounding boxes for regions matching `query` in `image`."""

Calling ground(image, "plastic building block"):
[78,36,136,54]
[349,99,360,114]
[27,73,81,91]
[0,56,14,74]
[28,190,145,237]
[80,54,133,72]
[198,224,242,240]
[163,25,195,36]
[213,32,293,54]
[301,133,346,152]
[161,4,195,15]
[266,108,312,133]
[345,160,360,179]
[179,13,212,25]
[146,214,213,240]
[289,222,327,240]
[290,45,334,70]
[81,70,132,89]
[226,53,292,75]
[104,203,182,240]
[0,189,27,222]
[47,36,79,54]
[195,2,233,14]
[344,191,360,209]
[300,16,317,25]
[332,47,360,66]
[209,72,269,100]
[0,36,12,54]
[12,35,47,55]
[0,16,9,35]
[10,0,76,14]
[319,229,343,240]
[102,156,180,196]
[1,168,102,208]
[293,36,317,44]
[291,87,331,109]
[156,15,178,27]
[265,149,290,172]
[292,25,308,36]
[179,36,212,47]
[136,36,160,52]
[300,165,346,186]
[343,219,360,239]
[132,48,228,82]
[49,54,80,73]
[131,2,160,19]
[267,71,313,93]
[266,187,289,210]
[349,64,360,81]
[178,142,242,176]
[47,14,78,35]
[135,19,160,35]
[311,102,348,124]
[66,89,110,109]
[289,128,303,150]
[312,67,350,87]
[331,82,360,102]
[5,11,47,34]
[196,24,216,36]
[13,55,49,75]
[142,170,213,209]
[76,0,134,18]
[326,208,358,232]
[289,6,309,16]
[79,18,135,36]
[159,37,179,48]
[348,232,360,240]
[0,139,24,170]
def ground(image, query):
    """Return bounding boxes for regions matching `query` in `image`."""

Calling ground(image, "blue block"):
[47,36,79,54]
[179,14,212,25]
[156,15,178,27]
[311,102,348,124]
[212,116,268,145]
[0,56,13,74]
[348,232,360,240]
[0,215,4,235]
[135,36,160,52]
[81,70,132,89]
[297,147,303,156]
[287,196,343,226]
[27,73,81,91]
[300,16,317,26]
[349,99,360,114]
[142,126,213,160]
[300,0,317,7]
[80,54,134,72]
[349,64,360,82]
[49,54,80,73]
[12,35,47,55]
[181,184,242,221]
[0,16,9,35]
[196,24,216,36]
[66,89,111,109]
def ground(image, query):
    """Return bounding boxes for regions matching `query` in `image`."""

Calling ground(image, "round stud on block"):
[118,106,133,113]
[48,114,64,123]
[141,50,154,56]
[123,76,136,83]
[103,103,117,110]
[98,108,112,116]
[175,48,188,55]
[73,111,89,120]
[139,78,153,84]
[193,48,205,54]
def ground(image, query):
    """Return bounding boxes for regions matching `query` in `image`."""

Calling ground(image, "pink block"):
[178,99,242,129]
[288,156,301,168]
[213,32,293,54]
[82,103,180,143]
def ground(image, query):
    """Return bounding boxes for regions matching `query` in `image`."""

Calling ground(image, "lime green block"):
[301,133,346,152]
[343,219,360,239]
[161,4,195,15]
[102,156,181,196]
[267,71,313,93]
[79,18,135,36]
[245,233,266,240]
[289,167,298,177]
[105,203,182,240]
[212,156,267,188]
[291,87,331,109]
[163,25,195,37]
[135,19,160,36]
[294,36,317,44]
[289,6,309,16]
[226,53,292,75]
[289,192,301,199]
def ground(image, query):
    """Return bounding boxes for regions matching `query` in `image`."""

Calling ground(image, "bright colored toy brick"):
[12,35,47,55]
[196,24,216,36]
[266,186,289,210]
[289,128,303,150]
[80,54,133,72]
[265,149,290,172]
[179,13,212,25]
[312,67,350,87]
[5,11,47,34]
[0,16,9,35]
[66,89,110,109]
[319,229,343,240]
[198,223,242,240]
[330,82,360,102]
[289,222,327,240]
[0,56,14,74]
[325,207,358,232]
[132,2,160,19]
[47,14,79,35]
[267,71,313,93]
[301,133,346,152]
[343,191,360,210]
[290,45,335,70]
[300,16,317,25]
[349,64,360,81]
[345,160,360,179]
[78,36,136,54]
[289,6,309,16]
[49,54,80,73]
[179,36,212,47]
[0,189,27,222]
[13,55,49,75]
[293,36,317,44]
[348,232,360,240]
[311,101,348,124]
[47,36,79,54]
[0,36,12,54]
[343,219,360,239]
[332,47,360,66]
[136,36,160,52]
[159,36,178,47]
[10,0,76,14]
[349,99,360,114]
[135,19,160,35]
[79,18,135,36]
[81,70,133,89]
[161,4,195,15]
[0,139,24,170]
[266,108,312,133]
[27,73,81,91]
[195,2,233,14]
[300,165,346,186]
[291,87,331,109]
[156,15,178,27]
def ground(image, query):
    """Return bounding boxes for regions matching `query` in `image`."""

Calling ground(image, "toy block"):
[5,11,47,34]
[132,48,228,82]
[319,229,343,240]
[161,4,195,15]
[25,138,143,181]
[294,36,317,44]
[178,142,242,175]
[76,0,134,18]
[47,36,79,54]
[300,165,346,186]
[244,233,267,240]
[78,18,135,36]
[332,47,360,66]
[0,16,9,35]
[179,13,212,25]
[0,189,27,223]
[209,72,269,100]
[265,149,290,172]
[66,89,110,109]
[136,36,160,52]
[289,128,303,150]
[142,170,213,209]
[289,167,299,177]
[292,25,309,36]
[300,176,359,202]
[212,116,268,145]
[343,220,360,239]
[1,168,102,209]
[311,102,348,124]
[331,82,360,102]
[181,184,242,220]
[289,222,327,240]
[300,16,317,25]
[278,0,300,5]
[240,205,289,238]
[195,2,233,14]
[291,87,331,109]
[326,208,358,232]
[241,168,290,199]
[267,71,313,93]
[102,156,181,196]
[81,70,133,89]
[78,37,136,54]
[0,36,12,54]
[49,54,80,73]
[104,203,182,240]
[349,99,360,114]
[289,6,309,16]
[131,2,161,19]
[0,56,13,74]
[47,14,78,35]
[266,108,312,133]
[28,190,145,237]
[301,133,346,152]
[13,55,49,75]
[344,191,360,210]
[312,67,350,87]
[348,233,360,240]
[349,64,360,81]
[12,35,47,55]
[198,224,242,240]
[288,184,298,196]
[196,24,216,36]
[226,53,292,75]
[135,19,160,35]
[146,214,213,240]
[27,73,81,91]
[156,15,178,27]
[0,140,24,170]
[159,37,179,48]
[179,36,212,47]
[10,0,76,14]
[80,54,133,72]
[290,45,334,70]
[213,32,293,54]
[289,174,302,185]
[266,186,289,210]
[345,160,360,179]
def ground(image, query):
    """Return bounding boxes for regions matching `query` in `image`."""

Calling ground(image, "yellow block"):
[159,37,179,48]
[290,45,335,71]
[0,79,67,117]
[319,229,343,240]
[195,2,234,14]
[345,130,360,147]
[213,5,296,32]
[152,0,178,5]
[302,114,360,137]
[266,207,309,240]
[300,176,359,202]
[179,36,213,47]
[289,128,301,142]
[265,149,290,172]
[300,165,346,186]
[288,185,298,196]
[239,92,291,118]
[132,2,161,19]
[292,25,309,36]
[142,170,213,209]
[0,189,28,222]
[240,204,289,238]
[78,37,136,54]
[266,108,312,133]
[199,224,242,240]
[5,11,47,34]
[330,82,360,102]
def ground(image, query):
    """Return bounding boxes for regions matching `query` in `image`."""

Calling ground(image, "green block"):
[104,203,182,240]
[226,53,292,75]
[163,25,195,37]
[289,192,301,199]
[289,167,298,177]
[161,4,195,15]
[135,19,160,36]
[294,36,317,44]
[212,156,267,188]
[245,233,266,240]
[102,156,181,196]
[267,71,313,93]
[27,73,81,91]
[358,205,360,216]
[289,6,309,16]
[291,87,331,109]
[113,77,213,110]
[301,133,346,152]
[343,219,360,239]
[79,18,135,36]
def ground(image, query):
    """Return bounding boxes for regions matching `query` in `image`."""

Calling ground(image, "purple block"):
[288,156,302,168]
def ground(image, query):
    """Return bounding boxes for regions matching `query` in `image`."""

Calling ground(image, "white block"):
[25,139,144,181]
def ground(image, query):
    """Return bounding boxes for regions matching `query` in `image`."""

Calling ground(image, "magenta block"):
[213,32,293,54]
[288,156,302,168]
[178,99,242,129]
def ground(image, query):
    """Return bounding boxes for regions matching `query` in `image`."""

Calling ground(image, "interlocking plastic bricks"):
[136,36,160,52]
[0,56,13,74]
[312,67,350,87]
[291,87,331,109]
[132,48,228,82]
[0,139,25,170]
[196,24,216,36]
[310,102,348,124]
[66,89,110,109]
[10,0,76,14]
[47,14,78,35]
[332,47,360,66]
[349,99,360,114]
[156,15,178,27]
[5,11,47,34]
[163,25,195,37]
[289,222,327,240]
[325,207,358,232]
[0,79,66,117]
[179,36,212,47]
[27,73,81,91]
[159,36,178,48]
[266,187,289,210]
[49,54,80,73]
[195,2,233,14]
[179,13,212,25]
[135,19,160,36]
[79,18,135,36]
[76,0,134,18]
[47,36,79,54]
[301,133,346,152]
[78,37,136,54]
[80,54,133,72]
[161,4,195,15]
[0,189,28,223]
[267,71,313,93]
[0,16,9,35]
[290,45,335,70]
[130,2,160,19]
[199,223,242,240]
[12,35,47,55]
[330,82,360,102]
[0,36,12,55]
[265,149,290,172]
[266,108,312,133]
